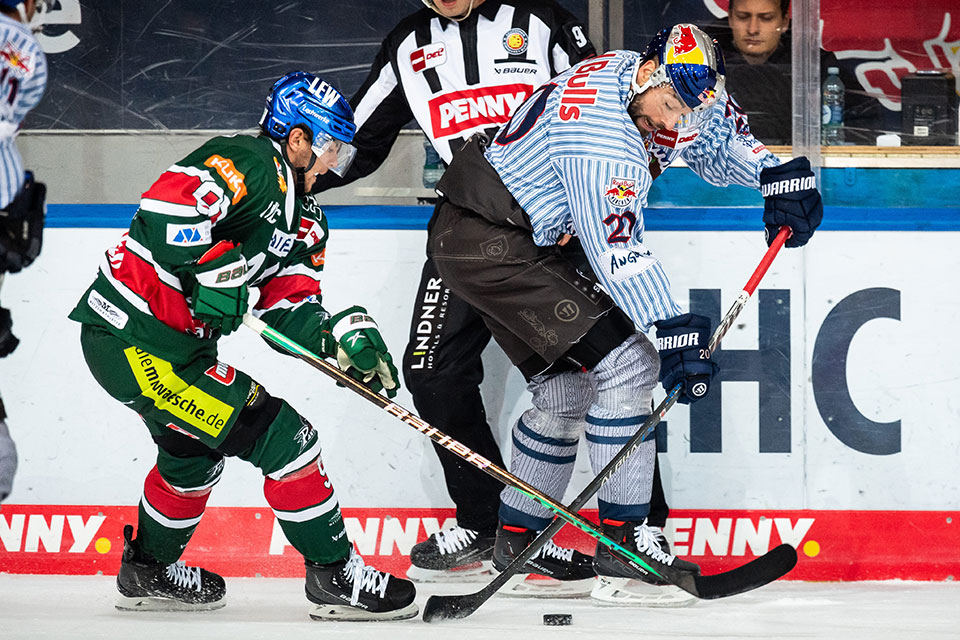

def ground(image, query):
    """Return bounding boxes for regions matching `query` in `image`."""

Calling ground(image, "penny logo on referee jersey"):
[429,83,532,137]
[411,42,447,72]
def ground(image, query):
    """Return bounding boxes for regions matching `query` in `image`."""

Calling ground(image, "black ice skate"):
[306,548,418,621]
[115,524,226,611]
[407,525,496,583]
[592,518,698,607]
[492,523,596,597]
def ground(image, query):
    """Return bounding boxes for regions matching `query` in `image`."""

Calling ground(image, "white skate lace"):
[435,526,478,555]
[634,523,674,566]
[164,561,203,592]
[536,539,574,563]
[343,549,389,606]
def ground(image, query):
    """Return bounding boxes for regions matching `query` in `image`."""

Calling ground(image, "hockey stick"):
[422,225,797,621]
[243,310,789,603]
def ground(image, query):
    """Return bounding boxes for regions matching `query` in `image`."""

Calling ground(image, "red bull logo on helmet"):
[666,24,706,66]
[604,177,638,207]
[698,86,718,106]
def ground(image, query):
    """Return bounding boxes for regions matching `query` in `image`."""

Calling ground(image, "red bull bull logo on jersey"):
[1,43,33,75]
[605,177,638,207]
[666,25,706,66]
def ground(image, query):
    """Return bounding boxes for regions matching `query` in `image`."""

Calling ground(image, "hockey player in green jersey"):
[68,72,417,621]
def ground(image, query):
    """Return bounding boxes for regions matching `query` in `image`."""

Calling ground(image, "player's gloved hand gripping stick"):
[421,225,797,621]
[319,305,400,398]
[242,228,795,621]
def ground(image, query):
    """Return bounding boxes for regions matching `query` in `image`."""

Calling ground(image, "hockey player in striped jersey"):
[312,0,650,590]
[0,0,47,503]
[68,72,418,621]
[428,24,823,606]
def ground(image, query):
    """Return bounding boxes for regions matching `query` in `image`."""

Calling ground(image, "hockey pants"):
[79,324,349,565]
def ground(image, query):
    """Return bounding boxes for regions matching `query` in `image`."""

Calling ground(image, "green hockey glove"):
[321,306,400,398]
[189,240,249,335]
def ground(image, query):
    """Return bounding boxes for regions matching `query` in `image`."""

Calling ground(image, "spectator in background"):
[0,0,48,503]
[706,0,876,144]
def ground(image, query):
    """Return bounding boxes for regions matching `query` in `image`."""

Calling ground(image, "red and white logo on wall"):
[411,42,447,73]
[2,505,958,581]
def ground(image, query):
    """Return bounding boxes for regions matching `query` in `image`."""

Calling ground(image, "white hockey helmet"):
[0,0,48,32]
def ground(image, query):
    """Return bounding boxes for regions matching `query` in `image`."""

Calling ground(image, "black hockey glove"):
[654,313,719,404]
[0,172,46,274]
[760,157,823,248]
[0,306,18,357]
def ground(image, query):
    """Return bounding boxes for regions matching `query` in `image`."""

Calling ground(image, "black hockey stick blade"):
[422,543,797,622]
[423,591,488,622]
[690,544,798,599]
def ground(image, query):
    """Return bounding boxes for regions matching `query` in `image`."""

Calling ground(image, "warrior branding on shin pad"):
[137,465,212,563]
[264,458,350,564]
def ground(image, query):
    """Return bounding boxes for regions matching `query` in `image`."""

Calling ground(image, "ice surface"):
[1,575,957,639]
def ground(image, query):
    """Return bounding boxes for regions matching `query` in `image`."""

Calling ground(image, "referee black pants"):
[401,255,670,535]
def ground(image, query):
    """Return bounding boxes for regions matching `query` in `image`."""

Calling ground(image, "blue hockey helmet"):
[260,71,357,178]
[632,24,726,113]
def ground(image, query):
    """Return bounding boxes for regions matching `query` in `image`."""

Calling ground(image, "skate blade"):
[308,602,419,621]
[499,573,595,598]
[115,594,226,612]
[406,560,494,583]
[590,576,697,608]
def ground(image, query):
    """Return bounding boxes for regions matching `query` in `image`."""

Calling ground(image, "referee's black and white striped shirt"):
[313,0,594,191]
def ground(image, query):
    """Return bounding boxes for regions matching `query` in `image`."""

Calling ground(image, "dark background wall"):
[28,0,590,130]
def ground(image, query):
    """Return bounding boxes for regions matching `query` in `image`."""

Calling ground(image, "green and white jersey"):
[70,134,332,363]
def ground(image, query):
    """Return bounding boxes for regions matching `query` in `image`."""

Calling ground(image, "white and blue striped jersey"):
[0,14,46,209]
[485,50,780,330]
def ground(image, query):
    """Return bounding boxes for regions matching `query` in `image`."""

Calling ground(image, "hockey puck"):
[543,613,573,626]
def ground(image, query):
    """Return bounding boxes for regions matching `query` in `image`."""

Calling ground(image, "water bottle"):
[422,139,444,189]
[821,67,845,145]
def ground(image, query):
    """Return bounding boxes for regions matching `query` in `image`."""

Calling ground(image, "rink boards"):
[0,505,958,580]
[0,207,958,580]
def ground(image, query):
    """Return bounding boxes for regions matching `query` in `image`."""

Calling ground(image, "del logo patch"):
[411,42,446,72]
[604,178,638,207]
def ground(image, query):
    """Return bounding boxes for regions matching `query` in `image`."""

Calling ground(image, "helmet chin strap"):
[18,0,46,32]
[627,61,671,105]
[282,141,318,197]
